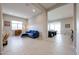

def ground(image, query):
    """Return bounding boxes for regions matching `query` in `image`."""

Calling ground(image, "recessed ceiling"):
[48,4,74,21]
[40,3,56,9]
[2,3,42,19]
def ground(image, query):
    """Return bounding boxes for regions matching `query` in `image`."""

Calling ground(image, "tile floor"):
[2,34,75,55]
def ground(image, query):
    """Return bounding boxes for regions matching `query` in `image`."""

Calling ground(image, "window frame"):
[11,20,23,30]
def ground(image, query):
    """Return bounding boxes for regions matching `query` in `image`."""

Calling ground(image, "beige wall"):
[28,12,47,40]
[48,17,74,35]
[3,14,28,36]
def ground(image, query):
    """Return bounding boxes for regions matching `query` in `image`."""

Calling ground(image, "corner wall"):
[28,12,47,40]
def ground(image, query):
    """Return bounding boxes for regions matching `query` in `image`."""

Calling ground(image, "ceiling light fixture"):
[33,9,36,12]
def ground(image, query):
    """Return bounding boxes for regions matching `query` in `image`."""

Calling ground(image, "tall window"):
[12,21,23,30]
[48,22,61,33]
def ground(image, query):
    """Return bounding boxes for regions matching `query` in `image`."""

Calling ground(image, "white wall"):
[28,12,47,40]
[76,4,79,54]
[3,14,28,36]
[48,17,74,35]
[61,17,74,35]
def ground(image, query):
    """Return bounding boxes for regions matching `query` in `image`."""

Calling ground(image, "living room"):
[0,3,76,55]
[1,3,48,54]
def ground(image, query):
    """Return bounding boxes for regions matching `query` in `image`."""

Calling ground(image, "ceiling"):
[2,3,56,19]
[40,3,56,9]
[2,3,54,18]
[2,3,42,19]
[48,4,74,21]
[2,3,71,20]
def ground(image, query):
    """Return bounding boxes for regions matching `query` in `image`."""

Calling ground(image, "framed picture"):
[65,24,70,28]
[4,21,10,27]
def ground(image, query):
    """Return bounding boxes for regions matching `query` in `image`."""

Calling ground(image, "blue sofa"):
[21,30,39,39]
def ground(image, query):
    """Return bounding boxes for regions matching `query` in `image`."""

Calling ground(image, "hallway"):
[3,34,75,55]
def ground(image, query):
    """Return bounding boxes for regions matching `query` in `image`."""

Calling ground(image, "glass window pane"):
[18,24,22,29]
[50,23,54,30]
[11,21,23,30]
[12,21,22,24]
[12,23,17,30]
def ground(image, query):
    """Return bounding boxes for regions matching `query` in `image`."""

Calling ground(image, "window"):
[50,23,55,30]
[12,21,23,30]
[48,22,61,33]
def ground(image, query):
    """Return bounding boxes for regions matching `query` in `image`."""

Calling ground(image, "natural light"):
[48,22,61,33]
[11,21,23,30]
